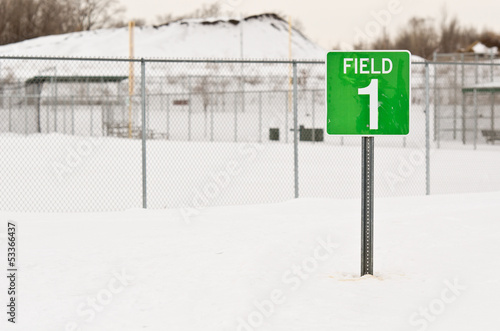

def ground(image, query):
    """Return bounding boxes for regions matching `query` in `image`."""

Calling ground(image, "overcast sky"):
[118,0,500,49]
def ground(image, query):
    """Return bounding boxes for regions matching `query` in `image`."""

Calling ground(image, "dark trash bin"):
[299,127,324,142]
[269,128,280,141]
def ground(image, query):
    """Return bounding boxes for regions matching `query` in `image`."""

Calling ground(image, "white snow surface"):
[2,133,500,212]
[1,191,499,330]
[0,14,325,60]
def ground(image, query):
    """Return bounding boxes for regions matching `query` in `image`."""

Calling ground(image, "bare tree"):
[0,0,125,45]
[439,8,463,53]
[156,13,175,25]
[393,17,439,59]
[459,26,480,50]
[479,30,500,49]
[156,3,222,25]
[370,28,393,50]
[352,11,490,58]
[72,0,125,31]
[0,0,43,45]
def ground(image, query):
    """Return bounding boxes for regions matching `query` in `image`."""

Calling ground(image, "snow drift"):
[0,14,325,60]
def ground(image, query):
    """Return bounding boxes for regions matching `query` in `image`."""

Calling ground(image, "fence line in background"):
[1,56,499,212]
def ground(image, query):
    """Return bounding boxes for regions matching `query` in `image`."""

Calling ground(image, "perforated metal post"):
[361,136,374,276]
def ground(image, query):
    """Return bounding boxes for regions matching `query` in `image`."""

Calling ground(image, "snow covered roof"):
[472,42,498,55]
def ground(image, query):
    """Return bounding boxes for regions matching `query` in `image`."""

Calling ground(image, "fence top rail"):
[423,61,500,66]
[434,52,498,57]
[2,55,500,67]
[0,55,324,64]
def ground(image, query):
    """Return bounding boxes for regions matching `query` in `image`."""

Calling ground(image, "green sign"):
[326,50,410,135]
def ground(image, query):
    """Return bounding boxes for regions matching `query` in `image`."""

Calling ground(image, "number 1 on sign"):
[358,79,379,130]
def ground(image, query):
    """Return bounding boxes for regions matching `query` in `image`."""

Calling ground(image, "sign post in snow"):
[326,50,411,276]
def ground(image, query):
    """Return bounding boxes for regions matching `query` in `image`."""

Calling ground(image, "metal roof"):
[25,75,128,85]
[462,81,500,93]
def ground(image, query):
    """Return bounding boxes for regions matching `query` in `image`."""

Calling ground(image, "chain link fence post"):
[453,55,458,140]
[141,58,147,208]
[188,75,192,141]
[425,62,430,195]
[285,91,289,143]
[234,91,238,142]
[474,54,478,150]
[293,61,299,199]
[8,95,12,132]
[461,54,466,145]
[258,91,262,143]
[491,51,495,131]
[312,90,316,144]
[433,52,437,143]
[473,87,477,150]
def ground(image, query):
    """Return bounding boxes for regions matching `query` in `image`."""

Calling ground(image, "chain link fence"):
[433,52,500,148]
[430,53,500,194]
[0,56,499,212]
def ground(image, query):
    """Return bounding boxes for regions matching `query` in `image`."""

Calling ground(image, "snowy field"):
[1,191,499,330]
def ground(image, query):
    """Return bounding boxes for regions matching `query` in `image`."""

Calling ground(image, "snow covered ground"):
[0,191,499,330]
[1,132,500,212]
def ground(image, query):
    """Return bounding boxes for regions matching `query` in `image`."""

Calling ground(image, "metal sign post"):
[325,50,410,276]
[361,136,374,275]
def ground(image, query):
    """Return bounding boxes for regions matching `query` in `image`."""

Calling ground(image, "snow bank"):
[1,191,499,330]
[0,14,325,60]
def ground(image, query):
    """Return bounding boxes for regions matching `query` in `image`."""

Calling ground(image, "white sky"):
[117,0,500,49]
